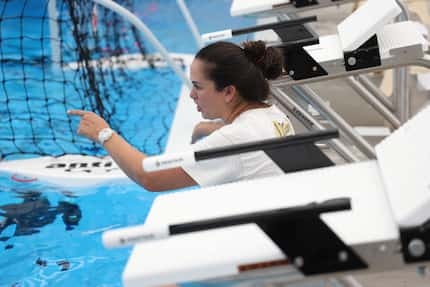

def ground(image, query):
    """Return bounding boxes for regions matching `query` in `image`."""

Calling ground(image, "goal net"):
[0,0,184,160]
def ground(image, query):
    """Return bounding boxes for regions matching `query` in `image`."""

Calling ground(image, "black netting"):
[0,0,183,160]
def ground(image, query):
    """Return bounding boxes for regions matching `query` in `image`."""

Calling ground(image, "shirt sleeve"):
[182,130,243,187]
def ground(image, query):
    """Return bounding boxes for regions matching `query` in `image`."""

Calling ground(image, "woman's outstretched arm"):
[68,110,197,191]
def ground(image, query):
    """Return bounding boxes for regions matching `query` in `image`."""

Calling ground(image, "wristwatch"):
[98,128,114,145]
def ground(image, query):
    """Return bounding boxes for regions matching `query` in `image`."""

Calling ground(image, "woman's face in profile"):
[189,59,226,120]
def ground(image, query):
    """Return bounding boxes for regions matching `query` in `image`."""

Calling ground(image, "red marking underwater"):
[11,174,38,183]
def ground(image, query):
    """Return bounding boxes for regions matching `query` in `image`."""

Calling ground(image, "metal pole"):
[176,0,204,49]
[412,56,430,69]
[346,77,400,129]
[271,55,430,87]
[394,0,411,122]
[395,0,411,20]
[394,66,410,123]
[355,75,394,112]
[271,86,360,163]
[48,0,61,71]
[329,276,366,287]
[293,85,376,159]
[92,0,192,89]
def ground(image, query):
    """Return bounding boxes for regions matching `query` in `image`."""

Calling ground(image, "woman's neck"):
[224,101,269,124]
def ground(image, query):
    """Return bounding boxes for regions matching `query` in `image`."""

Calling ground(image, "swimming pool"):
[0,172,157,287]
[0,0,254,286]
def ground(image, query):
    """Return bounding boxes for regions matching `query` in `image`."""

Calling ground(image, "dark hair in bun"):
[242,40,283,80]
[195,40,284,102]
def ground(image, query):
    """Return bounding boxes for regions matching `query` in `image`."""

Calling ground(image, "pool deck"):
[164,54,201,153]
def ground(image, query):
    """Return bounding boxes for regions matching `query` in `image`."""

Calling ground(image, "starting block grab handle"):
[170,197,351,235]
[102,197,350,249]
[201,16,317,43]
[143,129,338,172]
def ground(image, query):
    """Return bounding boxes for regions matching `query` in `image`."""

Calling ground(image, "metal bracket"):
[293,0,319,8]
[265,142,334,173]
[273,24,328,80]
[344,35,381,71]
[283,46,328,80]
[256,198,368,274]
[170,197,367,275]
[400,220,430,263]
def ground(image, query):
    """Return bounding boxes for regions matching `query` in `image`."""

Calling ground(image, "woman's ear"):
[223,85,237,104]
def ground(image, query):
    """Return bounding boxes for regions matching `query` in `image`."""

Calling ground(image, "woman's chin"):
[202,115,218,120]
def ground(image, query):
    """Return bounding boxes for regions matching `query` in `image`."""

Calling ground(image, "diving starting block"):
[270,0,430,83]
[230,0,356,17]
[107,102,430,287]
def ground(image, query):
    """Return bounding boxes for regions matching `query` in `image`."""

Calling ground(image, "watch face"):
[101,130,109,138]
[99,128,113,143]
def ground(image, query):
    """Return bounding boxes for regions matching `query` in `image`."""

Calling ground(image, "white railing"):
[176,0,203,49]
[49,0,192,88]
[48,0,61,70]
[92,0,192,88]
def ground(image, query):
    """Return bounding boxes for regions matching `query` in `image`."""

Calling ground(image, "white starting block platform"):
[270,0,430,86]
[231,0,356,17]
[114,100,430,287]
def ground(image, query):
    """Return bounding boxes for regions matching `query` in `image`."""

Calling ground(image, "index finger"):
[67,110,88,117]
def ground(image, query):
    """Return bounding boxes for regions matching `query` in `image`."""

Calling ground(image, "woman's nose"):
[189,89,197,99]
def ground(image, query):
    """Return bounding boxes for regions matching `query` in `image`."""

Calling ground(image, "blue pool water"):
[1,64,182,158]
[0,0,254,160]
[0,174,157,287]
[0,0,254,286]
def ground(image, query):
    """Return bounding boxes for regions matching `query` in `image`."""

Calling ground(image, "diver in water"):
[0,191,82,241]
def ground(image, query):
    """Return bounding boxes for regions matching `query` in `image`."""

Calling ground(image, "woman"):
[68,40,294,191]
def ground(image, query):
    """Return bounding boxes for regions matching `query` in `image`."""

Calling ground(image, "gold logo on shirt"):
[273,121,291,137]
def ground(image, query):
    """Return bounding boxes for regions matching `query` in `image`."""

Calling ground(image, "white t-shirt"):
[183,105,295,187]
